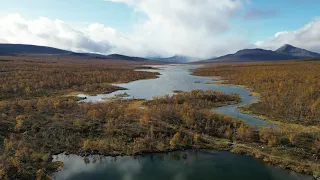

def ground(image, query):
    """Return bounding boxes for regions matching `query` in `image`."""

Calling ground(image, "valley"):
[2,1,320,179]
[0,54,319,179]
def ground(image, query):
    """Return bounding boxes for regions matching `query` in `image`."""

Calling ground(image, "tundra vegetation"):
[0,57,319,179]
[0,55,160,100]
[194,60,320,177]
[193,60,320,125]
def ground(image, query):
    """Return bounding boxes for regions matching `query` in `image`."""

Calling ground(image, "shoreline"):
[51,138,318,179]
[191,72,320,179]
[2,63,318,179]
[71,65,318,178]
[70,69,162,99]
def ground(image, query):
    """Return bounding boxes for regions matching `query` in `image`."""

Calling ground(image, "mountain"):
[197,44,320,63]
[103,54,150,61]
[0,44,157,62]
[149,55,200,63]
[0,44,71,55]
[70,53,151,61]
[275,44,320,58]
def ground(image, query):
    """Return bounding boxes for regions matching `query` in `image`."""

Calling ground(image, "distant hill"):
[104,54,150,62]
[275,44,320,58]
[0,44,71,55]
[0,44,157,62]
[196,44,320,63]
[149,55,201,63]
[71,53,151,62]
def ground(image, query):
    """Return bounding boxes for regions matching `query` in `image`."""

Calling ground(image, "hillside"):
[0,44,159,63]
[197,44,320,63]
[104,54,150,62]
[275,44,320,58]
[0,44,71,55]
[149,55,201,63]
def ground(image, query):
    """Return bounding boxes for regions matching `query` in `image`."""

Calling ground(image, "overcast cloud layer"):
[255,17,320,52]
[0,0,319,59]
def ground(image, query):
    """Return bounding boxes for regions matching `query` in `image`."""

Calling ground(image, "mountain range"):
[0,44,154,63]
[0,43,319,63]
[197,44,320,63]
[0,44,71,55]
[149,55,201,63]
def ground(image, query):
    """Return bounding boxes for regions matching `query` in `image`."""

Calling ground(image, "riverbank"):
[232,143,320,178]
[193,61,320,126]
[1,62,319,179]
[53,149,311,180]
[68,64,320,178]
[0,90,245,179]
[193,62,320,178]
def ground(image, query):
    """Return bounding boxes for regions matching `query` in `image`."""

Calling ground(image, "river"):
[78,65,273,127]
[53,65,310,180]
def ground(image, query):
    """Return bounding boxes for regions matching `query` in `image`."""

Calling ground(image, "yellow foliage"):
[0,169,6,180]
[193,133,200,144]
[225,125,232,139]
[87,109,98,119]
[289,133,295,145]
[73,119,82,128]
[236,124,246,140]
[170,132,181,149]
[15,115,26,130]
[3,139,13,153]
[267,136,278,146]
[82,140,91,150]
[182,135,189,146]
[194,61,320,125]
[140,111,151,124]
[36,169,47,180]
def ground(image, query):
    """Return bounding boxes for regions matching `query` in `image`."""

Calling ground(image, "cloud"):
[105,0,246,58]
[0,13,166,57]
[244,8,278,19]
[0,0,249,59]
[0,14,113,54]
[255,17,320,52]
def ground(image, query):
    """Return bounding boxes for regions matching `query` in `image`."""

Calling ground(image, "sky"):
[0,0,320,59]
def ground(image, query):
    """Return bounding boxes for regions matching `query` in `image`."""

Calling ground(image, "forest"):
[0,89,242,179]
[0,55,160,100]
[0,57,320,179]
[0,89,319,179]
[194,60,320,126]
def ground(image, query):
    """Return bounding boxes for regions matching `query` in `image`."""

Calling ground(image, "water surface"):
[55,65,309,180]
[53,150,311,180]
[78,65,272,127]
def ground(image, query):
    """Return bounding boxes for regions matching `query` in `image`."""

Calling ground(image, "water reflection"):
[52,150,311,180]
[78,65,272,127]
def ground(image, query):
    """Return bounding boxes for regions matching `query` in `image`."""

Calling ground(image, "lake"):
[78,65,273,127]
[52,150,311,180]
[51,65,310,180]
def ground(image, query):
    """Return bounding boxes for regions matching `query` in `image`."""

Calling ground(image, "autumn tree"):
[170,132,181,149]
[193,133,200,145]
[289,133,295,145]
[236,124,246,140]
[224,125,232,139]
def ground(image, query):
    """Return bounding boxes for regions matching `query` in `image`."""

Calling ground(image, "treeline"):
[145,90,241,108]
[0,90,247,179]
[194,60,320,125]
[0,90,319,179]
[0,58,159,100]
